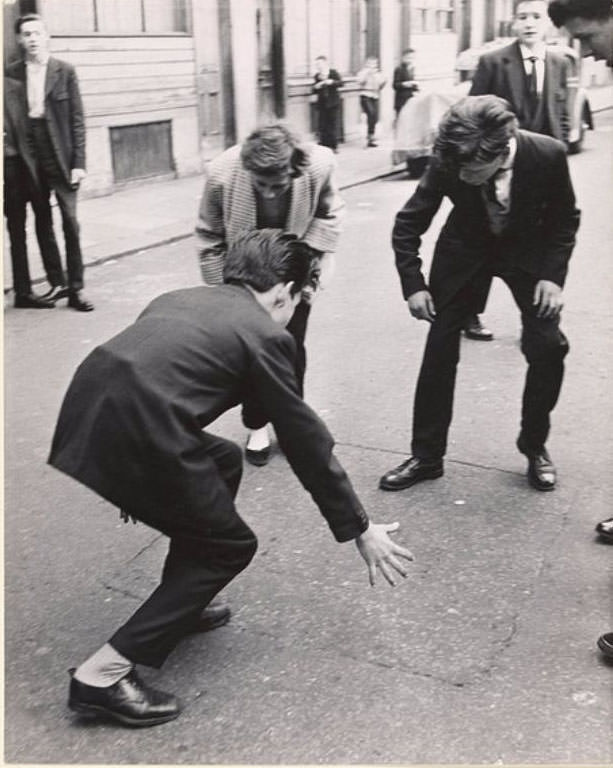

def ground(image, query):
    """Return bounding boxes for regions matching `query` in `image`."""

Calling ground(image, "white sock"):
[73,643,133,688]
[246,426,270,451]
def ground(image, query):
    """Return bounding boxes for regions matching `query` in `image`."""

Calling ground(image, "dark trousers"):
[411,268,569,460]
[317,106,339,150]
[242,299,311,430]
[29,119,85,291]
[4,155,65,295]
[110,432,258,669]
[360,96,379,139]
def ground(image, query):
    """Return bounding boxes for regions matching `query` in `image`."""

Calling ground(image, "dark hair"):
[513,0,548,12]
[402,48,415,54]
[240,123,309,178]
[548,0,612,25]
[315,55,328,61]
[223,229,313,296]
[434,95,518,170]
[14,13,44,34]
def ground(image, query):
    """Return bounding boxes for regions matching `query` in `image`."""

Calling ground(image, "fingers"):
[385,521,400,533]
[368,562,377,587]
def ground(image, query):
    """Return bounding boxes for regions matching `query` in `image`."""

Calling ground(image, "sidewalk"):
[4,82,612,293]
[3,135,401,292]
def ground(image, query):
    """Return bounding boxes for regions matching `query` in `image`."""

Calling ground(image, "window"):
[413,0,455,33]
[45,0,188,34]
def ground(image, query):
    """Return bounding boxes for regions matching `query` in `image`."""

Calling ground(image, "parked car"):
[393,41,592,176]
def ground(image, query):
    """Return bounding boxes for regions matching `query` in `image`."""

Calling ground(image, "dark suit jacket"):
[3,76,39,185]
[469,41,569,142]
[392,130,580,308]
[393,63,417,113]
[48,285,368,543]
[6,56,86,184]
[312,68,343,109]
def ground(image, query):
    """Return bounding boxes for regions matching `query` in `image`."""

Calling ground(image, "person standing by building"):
[378,95,580,495]
[465,0,571,341]
[357,56,387,147]
[4,75,63,309]
[6,13,93,312]
[312,55,343,152]
[50,229,413,728]
[392,48,419,119]
[196,123,345,465]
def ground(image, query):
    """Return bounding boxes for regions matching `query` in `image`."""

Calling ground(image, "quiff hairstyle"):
[433,95,518,170]
[14,13,45,34]
[240,123,308,178]
[548,0,612,25]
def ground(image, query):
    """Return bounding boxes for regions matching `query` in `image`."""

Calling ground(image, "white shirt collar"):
[519,43,546,61]
[26,55,49,67]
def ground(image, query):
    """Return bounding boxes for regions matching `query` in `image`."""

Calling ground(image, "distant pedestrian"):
[357,56,387,147]
[50,229,413,728]
[6,14,93,312]
[3,76,61,309]
[196,123,345,466]
[312,55,343,151]
[466,0,572,341]
[393,48,419,118]
[379,95,580,495]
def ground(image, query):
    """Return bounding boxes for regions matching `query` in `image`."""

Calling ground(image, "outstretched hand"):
[355,522,414,587]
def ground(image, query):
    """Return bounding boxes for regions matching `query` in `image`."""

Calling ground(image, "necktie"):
[481,170,509,236]
[526,56,538,117]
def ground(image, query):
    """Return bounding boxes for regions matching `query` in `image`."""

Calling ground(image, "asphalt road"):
[4,113,613,765]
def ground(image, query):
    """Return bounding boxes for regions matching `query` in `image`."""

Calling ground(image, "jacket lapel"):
[543,51,558,127]
[287,172,310,236]
[45,56,60,97]
[508,132,531,223]
[503,42,528,120]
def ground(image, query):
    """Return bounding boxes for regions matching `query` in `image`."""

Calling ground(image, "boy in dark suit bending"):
[50,229,413,728]
[379,95,580,495]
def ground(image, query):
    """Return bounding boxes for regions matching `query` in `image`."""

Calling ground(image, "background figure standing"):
[4,75,62,309]
[312,56,343,151]
[196,123,345,465]
[465,0,570,341]
[356,56,387,147]
[393,48,419,118]
[6,13,93,312]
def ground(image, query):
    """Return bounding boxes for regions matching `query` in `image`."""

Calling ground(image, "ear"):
[272,281,295,307]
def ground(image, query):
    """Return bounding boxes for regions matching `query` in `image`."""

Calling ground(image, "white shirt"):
[519,43,546,95]
[492,136,518,211]
[25,57,49,118]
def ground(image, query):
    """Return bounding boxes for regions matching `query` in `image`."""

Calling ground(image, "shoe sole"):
[69,700,180,727]
[379,468,444,491]
[597,637,613,658]
[596,531,613,544]
[463,332,493,341]
[195,612,231,633]
[245,450,270,467]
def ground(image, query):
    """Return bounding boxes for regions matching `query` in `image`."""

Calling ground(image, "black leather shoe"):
[463,314,493,341]
[14,293,55,309]
[42,285,70,302]
[597,632,613,659]
[68,668,181,727]
[67,291,95,312]
[595,517,613,544]
[379,456,444,491]
[517,436,556,491]
[245,444,270,467]
[193,603,231,633]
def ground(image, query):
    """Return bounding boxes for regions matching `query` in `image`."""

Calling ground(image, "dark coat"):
[48,285,368,543]
[6,56,86,184]
[392,130,580,308]
[3,76,39,184]
[392,63,417,114]
[469,41,569,142]
[312,68,343,109]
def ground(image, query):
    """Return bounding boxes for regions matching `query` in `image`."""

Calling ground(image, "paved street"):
[4,114,613,765]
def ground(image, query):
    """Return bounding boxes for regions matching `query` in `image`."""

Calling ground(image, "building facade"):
[4,0,608,196]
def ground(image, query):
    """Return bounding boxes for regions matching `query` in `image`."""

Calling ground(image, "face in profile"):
[271,285,301,327]
[458,145,511,186]
[564,16,613,65]
[513,0,550,47]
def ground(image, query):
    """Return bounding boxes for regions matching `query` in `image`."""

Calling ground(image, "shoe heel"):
[69,700,101,719]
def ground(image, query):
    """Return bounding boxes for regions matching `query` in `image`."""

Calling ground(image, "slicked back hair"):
[548,0,612,25]
[14,13,44,34]
[240,123,309,178]
[434,95,518,171]
[223,229,313,296]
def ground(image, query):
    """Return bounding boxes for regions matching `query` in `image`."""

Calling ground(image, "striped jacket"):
[195,143,345,284]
